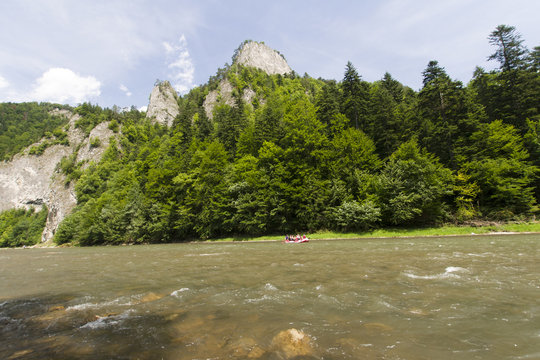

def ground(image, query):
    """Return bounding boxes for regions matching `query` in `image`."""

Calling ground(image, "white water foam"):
[185,252,230,257]
[67,297,135,311]
[403,267,469,280]
[80,309,134,329]
[264,283,277,291]
[171,288,190,297]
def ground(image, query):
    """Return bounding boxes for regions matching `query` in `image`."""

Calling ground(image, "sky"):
[0,0,539,109]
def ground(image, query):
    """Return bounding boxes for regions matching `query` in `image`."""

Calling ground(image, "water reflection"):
[1,235,539,359]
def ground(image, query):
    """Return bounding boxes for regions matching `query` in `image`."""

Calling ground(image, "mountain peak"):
[146,80,180,127]
[233,41,292,75]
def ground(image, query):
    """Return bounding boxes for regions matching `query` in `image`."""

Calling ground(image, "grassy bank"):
[207,222,540,242]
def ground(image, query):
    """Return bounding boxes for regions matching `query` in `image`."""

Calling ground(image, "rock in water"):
[235,41,292,75]
[271,328,314,358]
[146,81,180,127]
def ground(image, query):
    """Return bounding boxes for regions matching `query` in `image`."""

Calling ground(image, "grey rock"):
[146,81,180,127]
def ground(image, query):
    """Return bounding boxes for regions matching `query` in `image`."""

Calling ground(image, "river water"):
[1,235,538,359]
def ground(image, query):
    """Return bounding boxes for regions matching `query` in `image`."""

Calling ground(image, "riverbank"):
[17,221,540,248]
[204,221,540,243]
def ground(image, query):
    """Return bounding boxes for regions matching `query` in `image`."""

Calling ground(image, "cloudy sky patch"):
[30,68,101,104]
[0,75,8,89]
[164,35,195,94]
[120,84,132,97]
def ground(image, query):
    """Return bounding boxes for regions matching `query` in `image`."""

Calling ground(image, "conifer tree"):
[341,62,368,130]
[488,25,527,72]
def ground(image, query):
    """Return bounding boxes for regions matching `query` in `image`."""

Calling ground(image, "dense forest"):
[0,102,71,160]
[1,25,540,246]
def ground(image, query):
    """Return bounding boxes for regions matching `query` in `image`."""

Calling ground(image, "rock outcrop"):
[235,41,292,75]
[146,81,180,127]
[0,109,114,245]
[202,41,288,119]
[271,328,314,358]
[202,80,235,119]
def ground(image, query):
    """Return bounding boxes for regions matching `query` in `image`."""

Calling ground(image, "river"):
[1,234,538,359]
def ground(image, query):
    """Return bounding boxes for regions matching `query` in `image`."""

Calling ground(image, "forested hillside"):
[2,25,539,246]
[0,102,72,160]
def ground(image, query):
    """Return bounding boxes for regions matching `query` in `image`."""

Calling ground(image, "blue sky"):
[0,0,538,109]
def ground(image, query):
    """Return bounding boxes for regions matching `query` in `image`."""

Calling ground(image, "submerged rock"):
[363,322,393,332]
[227,337,266,358]
[139,292,165,303]
[271,328,314,358]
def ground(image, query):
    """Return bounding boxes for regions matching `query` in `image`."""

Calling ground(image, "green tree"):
[174,141,232,239]
[488,25,527,72]
[341,62,369,130]
[376,139,454,225]
[417,60,479,167]
[254,94,285,149]
[459,120,538,218]
[315,80,341,130]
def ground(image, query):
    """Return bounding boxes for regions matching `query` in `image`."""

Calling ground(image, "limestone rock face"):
[146,81,180,127]
[235,41,292,75]
[202,41,289,119]
[0,109,114,245]
[203,80,236,119]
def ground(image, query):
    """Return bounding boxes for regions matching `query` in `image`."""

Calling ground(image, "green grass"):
[201,222,540,242]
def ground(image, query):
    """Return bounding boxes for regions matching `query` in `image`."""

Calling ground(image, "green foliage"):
[472,26,540,132]
[453,171,480,221]
[341,61,369,130]
[38,28,540,245]
[0,102,71,160]
[459,120,538,217]
[0,206,48,247]
[376,140,454,225]
[488,25,527,72]
[330,200,381,231]
[74,103,110,135]
[89,137,101,148]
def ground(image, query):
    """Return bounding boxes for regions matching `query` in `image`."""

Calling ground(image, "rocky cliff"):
[146,81,180,126]
[0,109,114,246]
[202,41,289,118]
[235,41,292,75]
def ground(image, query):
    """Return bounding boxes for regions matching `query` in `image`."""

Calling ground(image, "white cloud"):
[0,75,8,89]
[138,105,148,112]
[119,84,132,97]
[163,34,195,94]
[30,68,101,104]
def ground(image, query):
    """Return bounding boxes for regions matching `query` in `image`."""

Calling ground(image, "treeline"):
[41,25,540,244]
[0,102,72,161]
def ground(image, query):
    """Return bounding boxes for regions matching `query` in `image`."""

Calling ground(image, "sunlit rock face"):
[146,81,180,127]
[202,41,289,119]
[235,41,292,75]
[0,109,114,245]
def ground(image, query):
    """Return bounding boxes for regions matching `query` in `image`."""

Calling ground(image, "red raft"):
[284,236,309,243]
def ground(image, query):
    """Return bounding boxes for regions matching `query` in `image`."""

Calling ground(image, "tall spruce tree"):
[488,25,527,72]
[341,62,368,130]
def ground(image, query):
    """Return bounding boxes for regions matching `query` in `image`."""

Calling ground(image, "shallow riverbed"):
[1,234,539,359]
